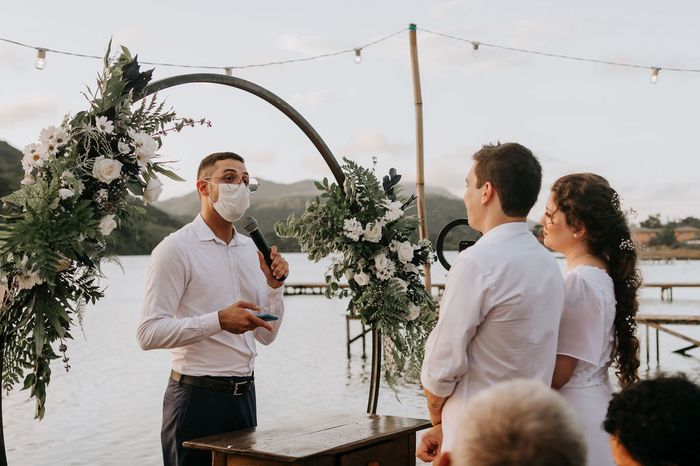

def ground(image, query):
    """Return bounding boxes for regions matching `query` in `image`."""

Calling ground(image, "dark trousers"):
[161,375,257,466]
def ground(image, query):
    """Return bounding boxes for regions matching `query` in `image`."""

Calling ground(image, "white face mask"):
[208,183,250,222]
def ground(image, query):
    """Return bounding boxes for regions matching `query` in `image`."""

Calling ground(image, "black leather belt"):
[170,370,254,396]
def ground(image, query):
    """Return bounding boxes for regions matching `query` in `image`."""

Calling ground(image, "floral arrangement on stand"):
[275,159,436,386]
[0,44,200,418]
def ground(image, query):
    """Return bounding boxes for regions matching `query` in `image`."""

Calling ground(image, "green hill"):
[156,181,469,251]
[0,139,185,255]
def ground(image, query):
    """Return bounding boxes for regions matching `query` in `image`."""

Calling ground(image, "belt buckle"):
[232,381,247,396]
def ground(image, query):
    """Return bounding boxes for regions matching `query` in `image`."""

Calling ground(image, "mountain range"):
[1,140,470,254]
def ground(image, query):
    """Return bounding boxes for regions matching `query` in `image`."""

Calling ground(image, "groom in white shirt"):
[417,143,565,462]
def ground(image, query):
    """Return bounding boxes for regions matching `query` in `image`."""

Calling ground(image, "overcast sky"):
[2,1,699,222]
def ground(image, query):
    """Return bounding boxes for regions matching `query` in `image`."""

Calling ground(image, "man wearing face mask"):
[137,152,289,466]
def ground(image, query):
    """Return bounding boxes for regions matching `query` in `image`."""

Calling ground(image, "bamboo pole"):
[409,24,432,291]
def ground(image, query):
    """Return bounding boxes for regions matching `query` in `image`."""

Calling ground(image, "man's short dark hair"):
[197,152,245,179]
[603,374,700,466]
[472,143,542,217]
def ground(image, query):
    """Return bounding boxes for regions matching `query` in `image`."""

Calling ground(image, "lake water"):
[3,254,700,465]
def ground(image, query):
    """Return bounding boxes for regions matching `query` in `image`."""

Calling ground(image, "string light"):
[0,29,405,72]
[471,41,480,57]
[354,48,362,64]
[2,28,699,82]
[35,48,47,70]
[417,27,700,81]
[650,67,661,83]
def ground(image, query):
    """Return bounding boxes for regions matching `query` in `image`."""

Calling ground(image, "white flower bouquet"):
[276,159,436,385]
[0,44,198,419]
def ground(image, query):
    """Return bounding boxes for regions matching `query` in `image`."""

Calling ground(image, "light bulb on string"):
[650,67,661,84]
[224,67,232,76]
[35,48,47,70]
[354,48,362,64]
[471,41,480,57]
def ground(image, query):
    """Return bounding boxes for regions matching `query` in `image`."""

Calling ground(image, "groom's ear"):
[481,181,495,204]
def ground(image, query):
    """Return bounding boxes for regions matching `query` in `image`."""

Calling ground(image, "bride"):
[541,173,641,466]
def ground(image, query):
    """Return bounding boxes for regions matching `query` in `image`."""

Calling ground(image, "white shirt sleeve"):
[421,255,491,397]
[136,239,222,350]
[253,284,285,345]
[557,272,606,366]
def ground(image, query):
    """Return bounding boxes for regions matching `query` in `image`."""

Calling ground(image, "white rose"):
[118,141,131,154]
[132,132,158,168]
[374,253,395,281]
[382,200,403,223]
[95,116,114,134]
[353,272,370,286]
[142,177,164,205]
[406,303,421,321]
[397,241,415,264]
[364,222,383,243]
[99,214,118,236]
[92,156,122,184]
[343,218,363,241]
[58,188,74,200]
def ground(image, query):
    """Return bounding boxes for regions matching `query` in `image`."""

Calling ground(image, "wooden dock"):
[636,314,700,367]
[644,283,700,302]
[283,283,700,363]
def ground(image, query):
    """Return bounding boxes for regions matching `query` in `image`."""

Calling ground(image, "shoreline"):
[639,247,700,260]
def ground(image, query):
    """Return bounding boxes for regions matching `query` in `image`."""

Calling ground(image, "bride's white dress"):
[558,265,617,466]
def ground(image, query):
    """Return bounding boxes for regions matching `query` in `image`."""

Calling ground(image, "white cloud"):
[342,130,410,158]
[0,95,59,127]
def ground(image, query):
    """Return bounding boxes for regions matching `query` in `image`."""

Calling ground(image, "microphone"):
[241,216,287,282]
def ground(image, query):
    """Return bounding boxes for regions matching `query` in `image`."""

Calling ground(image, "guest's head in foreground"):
[541,173,641,387]
[438,379,586,466]
[603,374,700,466]
[465,142,542,233]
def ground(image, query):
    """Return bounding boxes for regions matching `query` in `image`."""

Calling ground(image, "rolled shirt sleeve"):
[421,255,490,397]
[136,239,222,350]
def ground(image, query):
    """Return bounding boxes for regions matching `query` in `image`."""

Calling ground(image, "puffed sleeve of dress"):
[557,269,608,366]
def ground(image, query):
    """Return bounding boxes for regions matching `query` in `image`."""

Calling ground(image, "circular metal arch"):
[141,74,385,414]
[142,73,345,186]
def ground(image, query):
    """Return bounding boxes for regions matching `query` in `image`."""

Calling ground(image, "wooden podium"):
[183,414,431,465]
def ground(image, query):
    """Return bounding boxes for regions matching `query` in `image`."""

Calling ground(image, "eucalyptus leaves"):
[0,45,194,419]
[276,159,436,385]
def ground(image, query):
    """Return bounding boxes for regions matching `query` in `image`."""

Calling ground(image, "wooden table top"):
[183,413,431,461]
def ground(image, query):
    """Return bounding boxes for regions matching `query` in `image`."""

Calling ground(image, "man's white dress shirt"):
[421,222,564,451]
[137,214,284,377]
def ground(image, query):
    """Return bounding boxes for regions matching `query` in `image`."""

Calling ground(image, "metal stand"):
[367,329,381,415]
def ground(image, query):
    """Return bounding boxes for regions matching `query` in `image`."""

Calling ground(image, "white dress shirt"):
[137,214,284,377]
[421,222,564,451]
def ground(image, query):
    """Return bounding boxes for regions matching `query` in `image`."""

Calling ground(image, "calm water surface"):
[4,254,700,465]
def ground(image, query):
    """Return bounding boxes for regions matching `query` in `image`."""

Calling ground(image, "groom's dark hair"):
[197,152,246,179]
[472,142,542,218]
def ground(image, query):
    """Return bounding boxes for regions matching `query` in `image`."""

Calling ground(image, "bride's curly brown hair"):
[552,173,641,387]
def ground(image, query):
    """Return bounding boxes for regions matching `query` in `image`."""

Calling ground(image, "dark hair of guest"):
[604,374,700,466]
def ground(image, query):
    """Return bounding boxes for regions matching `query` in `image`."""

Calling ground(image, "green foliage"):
[276,159,436,386]
[0,45,191,419]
